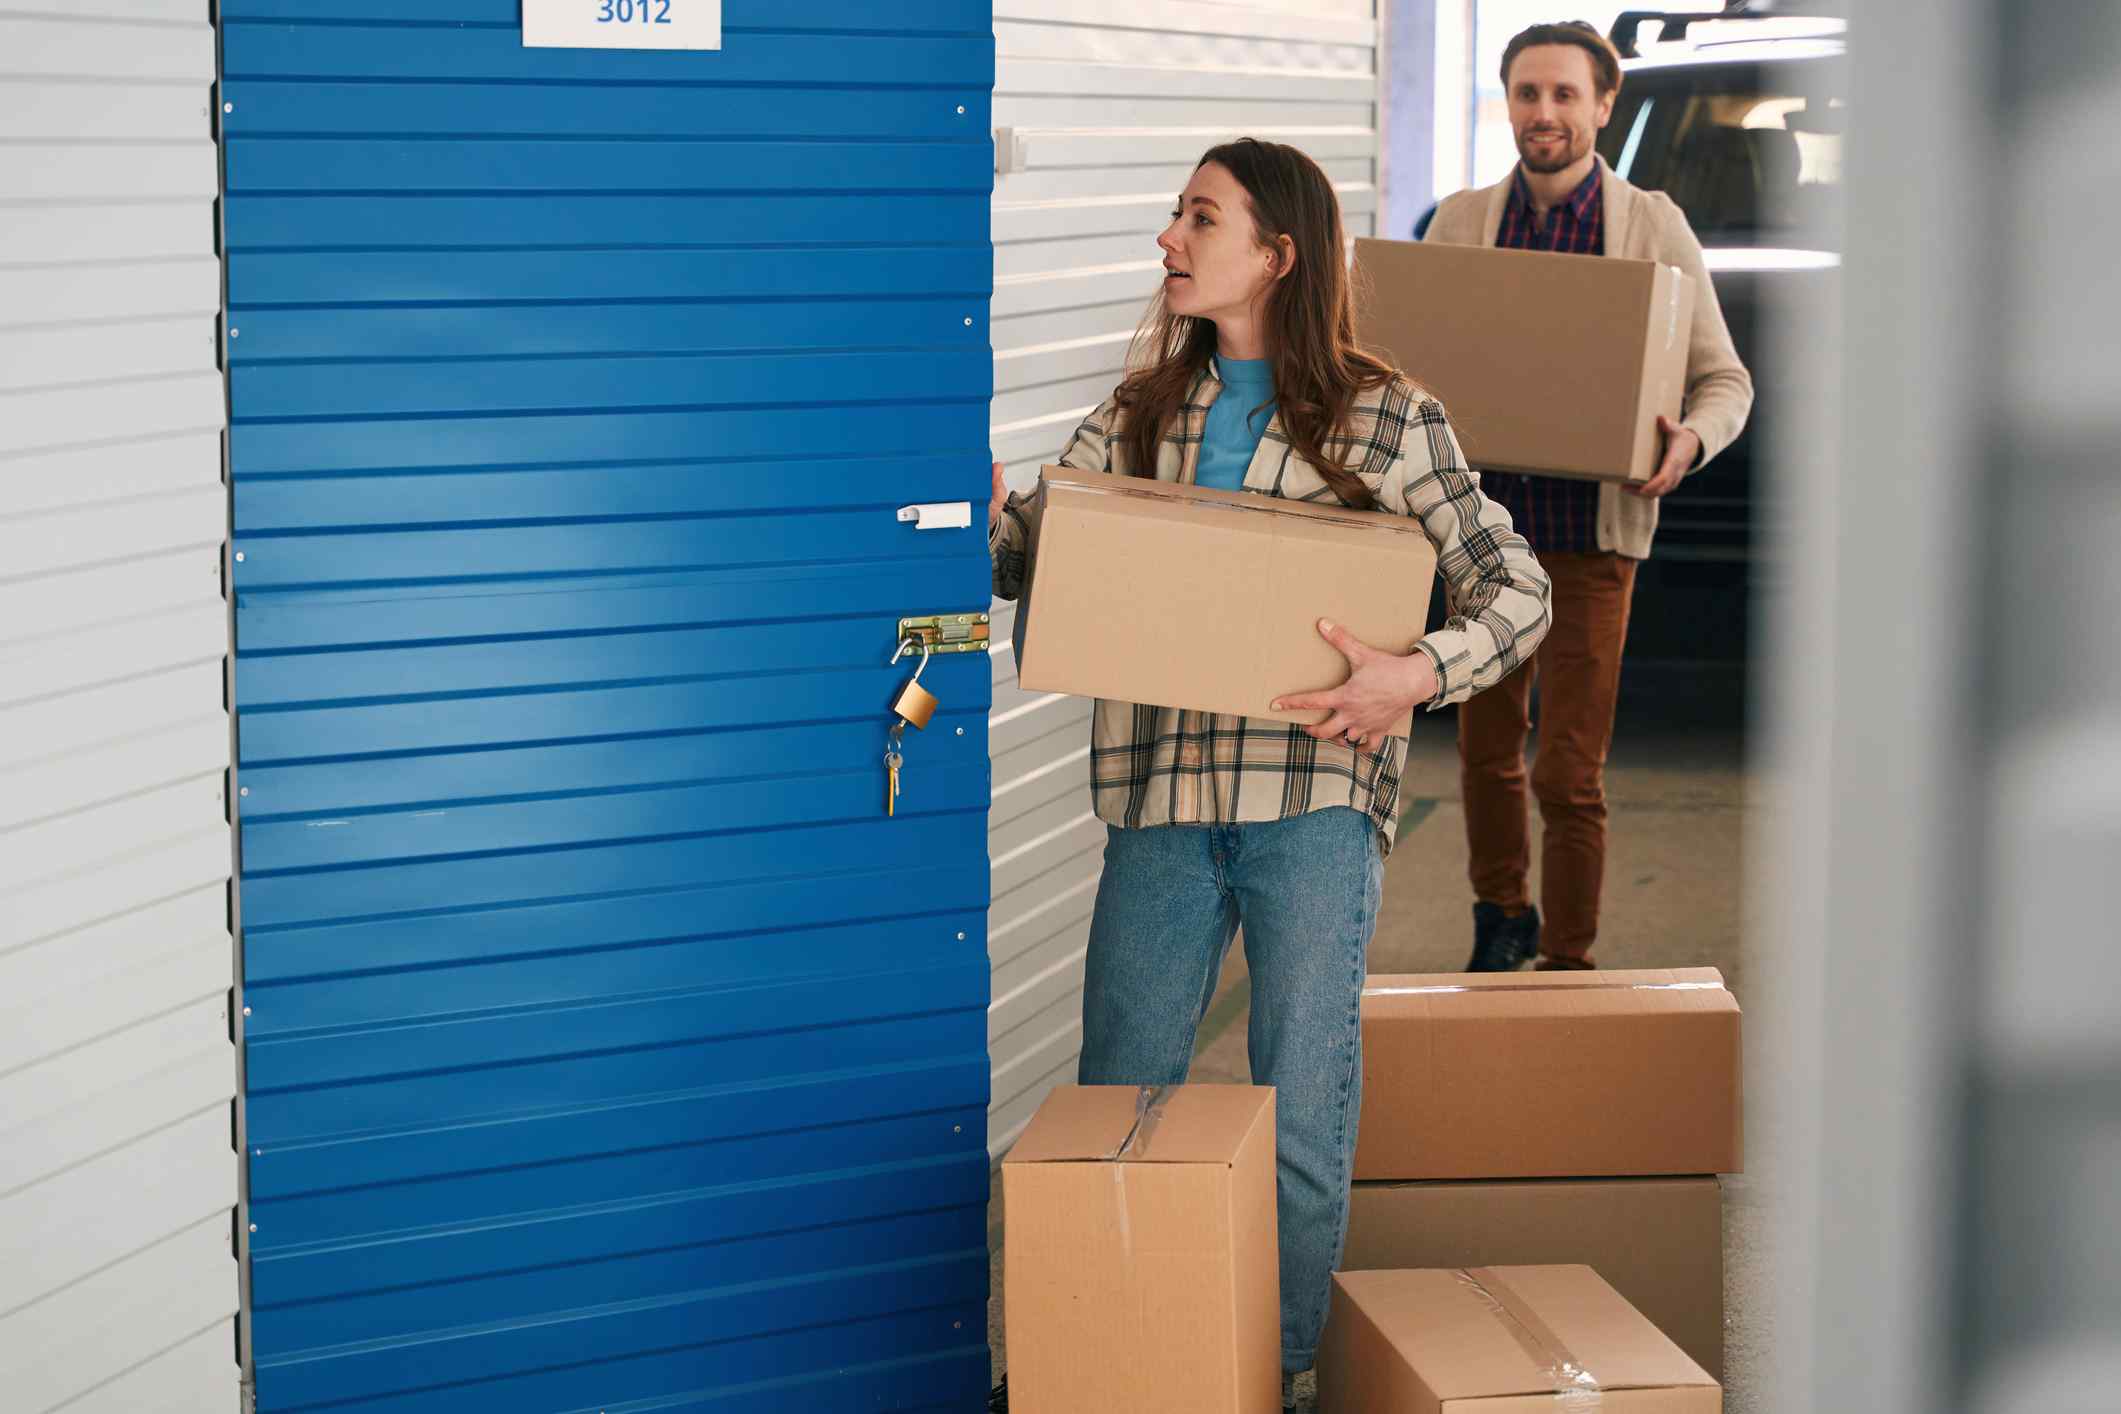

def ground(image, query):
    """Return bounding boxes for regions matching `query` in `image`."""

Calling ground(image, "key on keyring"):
[886,721,906,818]
[885,637,937,820]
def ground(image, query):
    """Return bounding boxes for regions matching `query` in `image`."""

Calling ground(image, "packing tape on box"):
[1108,1085,1170,1263]
[1455,1267,1604,1406]
[1108,1083,1170,1161]
[1042,474,1428,537]
[1113,1163,1133,1259]
[1363,980,1724,997]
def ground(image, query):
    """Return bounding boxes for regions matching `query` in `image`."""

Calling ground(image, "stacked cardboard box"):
[1341,969,1742,1381]
[1319,1264,1721,1411]
[1002,1083,1282,1413]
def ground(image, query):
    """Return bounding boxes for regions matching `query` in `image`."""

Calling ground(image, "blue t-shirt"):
[1194,355,1277,491]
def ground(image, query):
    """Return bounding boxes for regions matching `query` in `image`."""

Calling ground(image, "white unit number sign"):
[523,0,722,50]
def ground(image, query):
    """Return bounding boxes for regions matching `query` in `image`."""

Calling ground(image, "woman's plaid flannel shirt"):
[989,363,1550,852]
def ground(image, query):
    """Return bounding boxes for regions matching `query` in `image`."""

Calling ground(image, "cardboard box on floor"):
[1001,1084,1281,1414]
[1353,968,1743,1180]
[1343,1177,1725,1381]
[1013,465,1437,737]
[1352,237,1697,484]
[1319,1264,1721,1413]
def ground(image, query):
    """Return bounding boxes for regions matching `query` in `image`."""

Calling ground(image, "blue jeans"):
[1076,806,1384,1374]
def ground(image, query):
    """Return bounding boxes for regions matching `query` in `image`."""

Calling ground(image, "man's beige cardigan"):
[1424,155,1755,559]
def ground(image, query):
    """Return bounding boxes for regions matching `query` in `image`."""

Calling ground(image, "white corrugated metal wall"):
[0,3,239,1410]
[984,0,1382,1155]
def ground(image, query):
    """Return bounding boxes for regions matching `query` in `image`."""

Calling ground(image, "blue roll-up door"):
[221,4,996,1408]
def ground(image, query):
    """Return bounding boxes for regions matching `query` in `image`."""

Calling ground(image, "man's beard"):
[1517,128,1586,174]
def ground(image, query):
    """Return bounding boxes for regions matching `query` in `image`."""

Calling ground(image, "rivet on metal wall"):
[963,317,973,326]
[230,328,239,338]
[234,551,245,562]
[955,727,964,736]
[956,932,966,941]
[249,1223,258,1233]
[956,105,966,114]
[242,1006,252,1017]
[224,102,234,113]
[239,786,249,797]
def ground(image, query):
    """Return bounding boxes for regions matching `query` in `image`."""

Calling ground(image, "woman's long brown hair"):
[1113,138,1398,509]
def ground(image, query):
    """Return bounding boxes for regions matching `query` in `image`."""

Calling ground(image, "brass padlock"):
[889,636,938,730]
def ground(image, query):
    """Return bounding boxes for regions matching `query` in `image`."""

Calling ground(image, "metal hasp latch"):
[898,613,991,655]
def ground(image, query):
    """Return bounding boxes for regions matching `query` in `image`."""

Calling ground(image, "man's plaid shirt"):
[989,362,1550,852]
[1486,161,1607,554]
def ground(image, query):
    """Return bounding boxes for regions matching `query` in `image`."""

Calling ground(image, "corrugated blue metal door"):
[221,4,996,1409]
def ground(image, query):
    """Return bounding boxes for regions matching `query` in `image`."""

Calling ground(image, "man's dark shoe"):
[1466,901,1539,972]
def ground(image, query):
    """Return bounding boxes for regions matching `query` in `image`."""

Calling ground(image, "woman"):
[987,139,1550,1404]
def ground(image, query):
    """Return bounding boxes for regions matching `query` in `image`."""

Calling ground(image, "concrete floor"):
[986,689,1764,1411]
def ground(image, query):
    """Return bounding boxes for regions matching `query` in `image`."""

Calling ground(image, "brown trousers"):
[1457,551,1639,968]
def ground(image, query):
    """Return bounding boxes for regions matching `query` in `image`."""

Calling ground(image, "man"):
[1425,21,1753,971]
